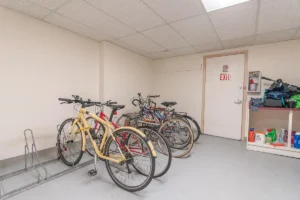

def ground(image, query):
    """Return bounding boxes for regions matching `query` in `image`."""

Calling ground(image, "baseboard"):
[0,146,57,168]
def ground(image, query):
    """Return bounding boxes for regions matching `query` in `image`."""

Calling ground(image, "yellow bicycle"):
[57,95,156,192]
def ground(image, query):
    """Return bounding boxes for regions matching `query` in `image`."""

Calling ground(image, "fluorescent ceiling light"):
[202,0,250,12]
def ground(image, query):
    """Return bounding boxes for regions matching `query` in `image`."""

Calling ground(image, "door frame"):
[201,50,248,140]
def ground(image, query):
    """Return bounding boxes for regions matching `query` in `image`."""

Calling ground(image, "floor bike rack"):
[0,127,93,200]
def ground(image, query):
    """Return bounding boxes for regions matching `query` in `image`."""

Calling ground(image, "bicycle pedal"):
[88,169,97,177]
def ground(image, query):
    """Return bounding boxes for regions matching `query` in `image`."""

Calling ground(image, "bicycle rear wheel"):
[57,118,83,166]
[135,126,172,178]
[179,115,201,142]
[104,129,155,192]
[159,118,194,158]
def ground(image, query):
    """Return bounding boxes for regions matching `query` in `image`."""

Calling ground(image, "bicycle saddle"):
[161,101,177,107]
[109,104,125,110]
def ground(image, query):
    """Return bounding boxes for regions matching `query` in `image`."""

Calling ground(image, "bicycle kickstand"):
[88,155,98,177]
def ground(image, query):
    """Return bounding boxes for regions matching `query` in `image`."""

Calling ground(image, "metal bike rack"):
[24,129,48,181]
[0,128,93,200]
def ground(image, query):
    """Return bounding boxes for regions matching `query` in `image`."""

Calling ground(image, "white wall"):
[152,39,300,137]
[0,7,153,160]
[152,54,202,124]
[0,7,100,160]
[101,41,153,114]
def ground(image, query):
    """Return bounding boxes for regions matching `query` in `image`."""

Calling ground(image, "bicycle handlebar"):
[132,99,140,106]
[148,95,160,98]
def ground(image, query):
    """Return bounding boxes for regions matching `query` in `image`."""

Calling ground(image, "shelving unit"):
[247,106,300,158]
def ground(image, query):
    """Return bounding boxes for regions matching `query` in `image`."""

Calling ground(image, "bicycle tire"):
[181,115,201,142]
[104,128,155,192]
[158,117,194,158]
[134,126,172,178]
[173,114,201,142]
[57,118,84,167]
[116,115,128,126]
[85,117,106,157]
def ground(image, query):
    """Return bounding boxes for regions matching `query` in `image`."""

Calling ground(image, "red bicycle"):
[85,101,144,156]
[85,100,172,178]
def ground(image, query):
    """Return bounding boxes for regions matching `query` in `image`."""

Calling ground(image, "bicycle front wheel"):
[159,118,194,158]
[136,126,172,178]
[104,129,155,192]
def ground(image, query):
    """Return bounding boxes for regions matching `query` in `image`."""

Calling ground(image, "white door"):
[204,54,245,140]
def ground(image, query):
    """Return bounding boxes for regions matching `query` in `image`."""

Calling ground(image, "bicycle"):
[120,93,194,158]
[57,95,156,192]
[155,101,201,143]
[85,100,172,178]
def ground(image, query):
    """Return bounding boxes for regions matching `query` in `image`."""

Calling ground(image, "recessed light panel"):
[202,0,250,12]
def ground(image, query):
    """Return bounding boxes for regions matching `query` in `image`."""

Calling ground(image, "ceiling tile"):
[193,42,222,53]
[294,29,300,39]
[143,0,206,23]
[170,46,196,56]
[44,13,113,41]
[110,39,147,55]
[150,51,174,59]
[28,0,69,10]
[57,0,135,38]
[209,0,258,40]
[0,0,51,19]
[221,35,255,49]
[142,25,189,50]
[119,33,165,53]
[85,0,165,31]
[255,29,297,45]
[257,0,300,34]
[171,15,219,45]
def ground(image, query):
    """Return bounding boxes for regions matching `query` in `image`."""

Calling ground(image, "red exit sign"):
[220,73,231,80]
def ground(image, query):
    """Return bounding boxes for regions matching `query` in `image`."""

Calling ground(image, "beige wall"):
[0,7,153,160]
[0,7,100,160]
[101,41,153,114]
[152,39,300,137]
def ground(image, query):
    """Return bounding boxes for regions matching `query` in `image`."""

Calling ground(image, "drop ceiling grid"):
[257,0,300,34]
[138,0,199,58]
[118,33,165,53]
[56,0,136,38]
[0,0,51,19]
[171,15,219,46]
[82,0,169,56]
[28,0,71,10]
[84,0,165,32]
[142,0,206,23]
[44,12,114,41]
[142,25,190,50]
[209,0,258,40]
[1,0,300,60]
[255,28,298,45]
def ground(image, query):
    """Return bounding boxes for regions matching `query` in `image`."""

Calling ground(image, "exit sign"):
[220,73,231,80]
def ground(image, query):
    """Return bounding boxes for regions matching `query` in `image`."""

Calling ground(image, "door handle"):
[234,100,243,104]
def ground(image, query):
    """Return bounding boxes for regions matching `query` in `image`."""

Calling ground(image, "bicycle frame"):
[93,108,148,155]
[70,107,156,163]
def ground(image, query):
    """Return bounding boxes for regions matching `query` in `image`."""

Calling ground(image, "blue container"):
[294,133,300,149]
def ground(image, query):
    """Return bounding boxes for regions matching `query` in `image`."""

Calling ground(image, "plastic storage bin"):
[294,133,300,149]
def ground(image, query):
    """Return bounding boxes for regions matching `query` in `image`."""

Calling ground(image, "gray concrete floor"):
[2,135,300,200]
